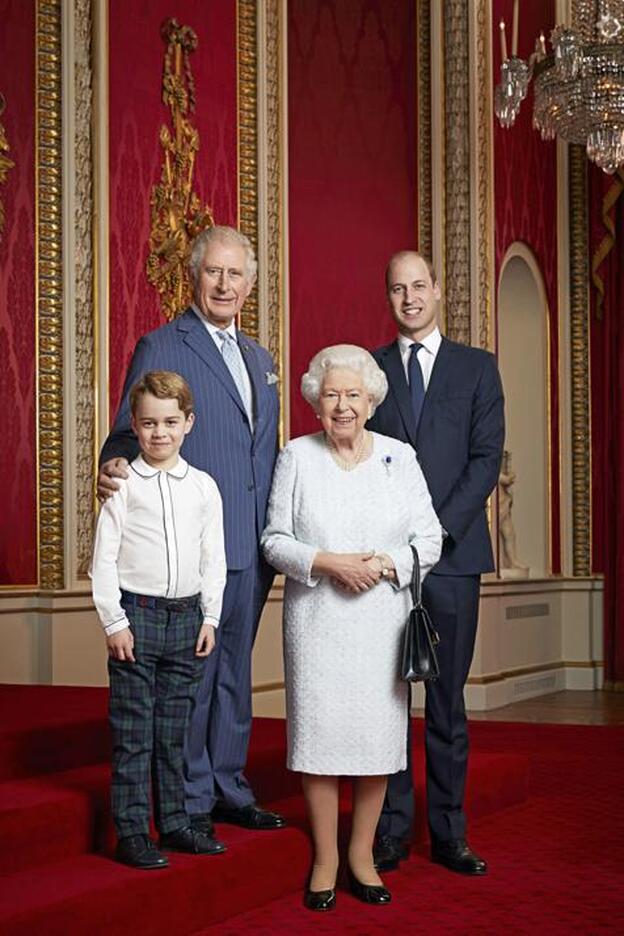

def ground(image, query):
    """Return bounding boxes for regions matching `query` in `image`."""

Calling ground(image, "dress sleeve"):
[261,446,320,586]
[383,449,443,589]
[89,483,131,635]
[199,478,227,627]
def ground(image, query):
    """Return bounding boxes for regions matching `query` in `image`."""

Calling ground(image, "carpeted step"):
[0,764,110,875]
[0,795,311,936]
[0,748,531,936]
[0,686,110,782]
[0,747,528,880]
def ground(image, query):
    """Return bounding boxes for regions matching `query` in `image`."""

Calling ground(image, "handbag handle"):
[410,544,423,609]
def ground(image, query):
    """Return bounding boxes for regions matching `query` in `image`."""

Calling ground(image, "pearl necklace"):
[325,430,368,471]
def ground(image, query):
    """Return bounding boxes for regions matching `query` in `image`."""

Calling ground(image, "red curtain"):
[108,0,238,420]
[0,0,37,585]
[590,166,624,688]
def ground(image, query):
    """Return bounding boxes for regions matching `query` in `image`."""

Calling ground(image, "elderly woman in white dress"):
[261,345,442,911]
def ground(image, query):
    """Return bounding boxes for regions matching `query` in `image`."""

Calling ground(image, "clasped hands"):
[313,551,394,594]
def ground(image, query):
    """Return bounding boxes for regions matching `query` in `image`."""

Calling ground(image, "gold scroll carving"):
[0,93,15,241]
[146,18,214,321]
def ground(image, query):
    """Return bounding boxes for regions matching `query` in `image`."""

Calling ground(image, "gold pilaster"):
[569,145,591,576]
[74,0,96,577]
[474,0,494,351]
[36,0,64,589]
[443,0,471,344]
[416,0,432,260]
[238,0,259,340]
[263,0,286,437]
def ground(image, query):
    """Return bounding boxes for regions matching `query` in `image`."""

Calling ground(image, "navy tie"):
[408,343,425,427]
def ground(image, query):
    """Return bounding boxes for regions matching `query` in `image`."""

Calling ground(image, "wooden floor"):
[467,690,624,725]
[413,690,624,725]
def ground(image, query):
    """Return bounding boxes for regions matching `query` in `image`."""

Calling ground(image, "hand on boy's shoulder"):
[97,458,129,503]
[106,626,135,662]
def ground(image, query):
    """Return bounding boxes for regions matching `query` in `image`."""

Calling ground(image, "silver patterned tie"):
[217,330,253,425]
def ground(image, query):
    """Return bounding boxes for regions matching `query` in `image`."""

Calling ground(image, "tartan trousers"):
[108,592,205,838]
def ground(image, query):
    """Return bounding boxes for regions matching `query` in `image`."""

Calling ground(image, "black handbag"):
[401,545,440,682]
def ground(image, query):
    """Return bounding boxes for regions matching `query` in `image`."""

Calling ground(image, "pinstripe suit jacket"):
[100,308,280,570]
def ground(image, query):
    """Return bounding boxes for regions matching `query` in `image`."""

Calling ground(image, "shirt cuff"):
[202,615,220,628]
[103,615,130,637]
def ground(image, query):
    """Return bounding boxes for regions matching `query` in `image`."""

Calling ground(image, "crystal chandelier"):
[494,0,624,174]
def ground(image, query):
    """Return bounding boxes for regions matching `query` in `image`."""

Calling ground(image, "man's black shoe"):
[373,835,410,871]
[115,834,169,870]
[160,825,226,855]
[431,839,487,875]
[189,812,215,837]
[212,802,286,830]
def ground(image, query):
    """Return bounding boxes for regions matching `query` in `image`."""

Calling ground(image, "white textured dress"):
[261,432,442,776]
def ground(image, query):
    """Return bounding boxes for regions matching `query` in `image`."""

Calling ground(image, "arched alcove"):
[497,245,550,577]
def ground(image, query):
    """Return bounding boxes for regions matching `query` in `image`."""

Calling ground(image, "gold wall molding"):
[0,92,15,240]
[569,145,591,576]
[474,0,493,351]
[263,0,286,433]
[416,0,432,260]
[146,19,214,322]
[443,0,471,345]
[238,0,259,340]
[36,0,64,590]
[74,0,96,577]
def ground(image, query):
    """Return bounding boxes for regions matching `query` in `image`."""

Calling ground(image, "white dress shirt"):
[397,325,442,391]
[90,455,227,636]
[192,304,254,429]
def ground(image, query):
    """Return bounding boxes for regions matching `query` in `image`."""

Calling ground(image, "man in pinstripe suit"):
[98,226,286,841]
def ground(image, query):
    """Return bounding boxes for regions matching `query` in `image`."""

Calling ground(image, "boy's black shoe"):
[160,825,226,855]
[115,834,169,870]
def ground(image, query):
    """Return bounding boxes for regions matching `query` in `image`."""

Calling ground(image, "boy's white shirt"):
[90,454,227,636]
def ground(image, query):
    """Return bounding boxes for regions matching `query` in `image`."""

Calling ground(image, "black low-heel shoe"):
[348,869,392,905]
[303,886,336,911]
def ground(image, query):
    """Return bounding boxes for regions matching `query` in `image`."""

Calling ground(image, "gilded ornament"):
[0,93,15,241]
[146,18,214,322]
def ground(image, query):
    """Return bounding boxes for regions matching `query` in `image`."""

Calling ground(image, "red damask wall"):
[0,0,37,585]
[287,0,418,437]
[108,0,238,420]
[492,0,561,573]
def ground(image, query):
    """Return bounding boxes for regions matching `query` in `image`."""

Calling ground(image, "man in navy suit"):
[368,250,504,875]
[98,226,285,848]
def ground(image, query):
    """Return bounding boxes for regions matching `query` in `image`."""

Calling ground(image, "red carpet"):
[0,686,621,934]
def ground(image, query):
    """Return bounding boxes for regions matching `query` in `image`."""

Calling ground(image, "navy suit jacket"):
[100,307,280,571]
[368,337,504,576]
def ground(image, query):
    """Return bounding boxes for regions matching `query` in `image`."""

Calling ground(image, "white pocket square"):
[265,371,279,385]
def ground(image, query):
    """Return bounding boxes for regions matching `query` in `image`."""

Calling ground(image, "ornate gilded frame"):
[416,0,433,261]
[442,0,471,345]
[238,0,260,340]
[569,145,591,576]
[37,0,64,589]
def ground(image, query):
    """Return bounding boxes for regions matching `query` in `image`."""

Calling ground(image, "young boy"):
[91,370,227,869]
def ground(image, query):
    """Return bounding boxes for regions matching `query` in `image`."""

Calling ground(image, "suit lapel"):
[176,309,248,419]
[382,341,418,447]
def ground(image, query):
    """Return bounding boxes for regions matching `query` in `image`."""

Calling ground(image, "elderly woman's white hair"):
[301,344,388,415]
